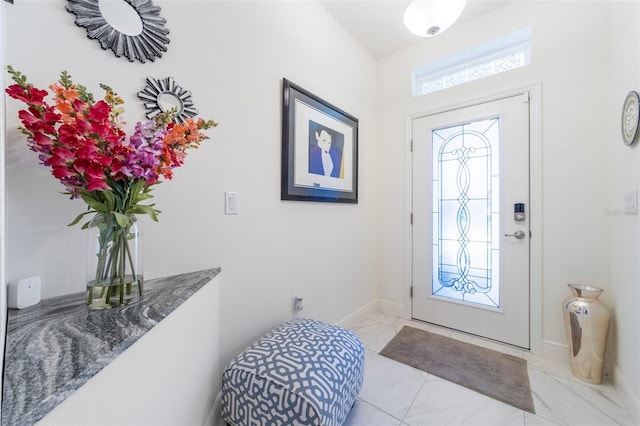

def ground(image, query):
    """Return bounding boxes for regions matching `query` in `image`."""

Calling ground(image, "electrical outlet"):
[292,295,303,314]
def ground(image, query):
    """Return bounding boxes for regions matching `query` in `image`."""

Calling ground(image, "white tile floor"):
[343,312,636,426]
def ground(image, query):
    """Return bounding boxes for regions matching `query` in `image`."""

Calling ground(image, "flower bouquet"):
[6,66,217,309]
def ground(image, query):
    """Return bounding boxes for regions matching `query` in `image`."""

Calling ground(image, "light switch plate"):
[225,192,239,215]
[624,189,638,214]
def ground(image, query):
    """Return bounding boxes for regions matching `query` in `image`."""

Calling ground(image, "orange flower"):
[49,83,83,124]
[163,118,208,150]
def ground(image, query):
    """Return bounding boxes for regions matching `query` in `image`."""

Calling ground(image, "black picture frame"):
[281,79,358,203]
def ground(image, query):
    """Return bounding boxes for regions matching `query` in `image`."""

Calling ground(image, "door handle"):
[504,230,526,239]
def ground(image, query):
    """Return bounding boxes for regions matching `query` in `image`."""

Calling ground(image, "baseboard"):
[205,391,222,426]
[335,300,380,329]
[542,340,625,383]
[614,365,640,425]
[376,299,406,319]
[335,299,408,329]
[542,339,569,365]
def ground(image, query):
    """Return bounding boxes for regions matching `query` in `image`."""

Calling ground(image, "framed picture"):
[281,79,358,203]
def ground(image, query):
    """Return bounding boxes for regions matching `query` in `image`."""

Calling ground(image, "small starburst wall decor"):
[138,77,198,124]
[66,0,170,63]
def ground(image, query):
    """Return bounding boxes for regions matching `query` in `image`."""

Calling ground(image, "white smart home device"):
[8,276,41,309]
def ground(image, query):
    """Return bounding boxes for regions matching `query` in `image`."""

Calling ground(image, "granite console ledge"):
[2,267,221,426]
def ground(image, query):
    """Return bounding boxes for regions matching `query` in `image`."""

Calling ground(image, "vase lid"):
[568,283,603,299]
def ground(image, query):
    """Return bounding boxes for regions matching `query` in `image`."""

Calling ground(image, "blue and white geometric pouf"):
[221,318,365,426]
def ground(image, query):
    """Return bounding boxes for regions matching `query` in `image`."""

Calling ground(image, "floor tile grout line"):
[353,397,406,425]
[528,388,565,426]
[525,362,621,401]
[398,372,430,426]
[546,374,631,423]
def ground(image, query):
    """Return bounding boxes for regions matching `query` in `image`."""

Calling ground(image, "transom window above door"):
[411,27,532,97]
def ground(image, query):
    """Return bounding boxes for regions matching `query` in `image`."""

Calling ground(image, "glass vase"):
[87,213,143,310]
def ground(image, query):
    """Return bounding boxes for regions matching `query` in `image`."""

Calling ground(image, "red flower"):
[42,109,61,126]
[18,109,41,127]
[48,148,76,167]
[31,132,54,149]
[73,117,90,135]
[5,84,48,105]
[87,100,111,122]
[86,163,109,192]
[52,165,75,179]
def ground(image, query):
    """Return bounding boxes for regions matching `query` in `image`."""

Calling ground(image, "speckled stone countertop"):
[1,268,221,426]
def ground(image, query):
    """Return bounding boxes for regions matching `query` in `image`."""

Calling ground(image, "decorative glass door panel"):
[412,94,531,349]
[432,119,500,309]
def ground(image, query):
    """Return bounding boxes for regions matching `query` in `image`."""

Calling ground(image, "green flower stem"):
[119,231,126,284]
[124,234,141,297]
[119,230,126,304]
[89,213,141,308]
[93,232,112,303]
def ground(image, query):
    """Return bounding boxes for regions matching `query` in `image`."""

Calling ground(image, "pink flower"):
[31,132,54,150]
[6,84,48,105]
[87,100,111,122]
[86,163,109,192]
[52,165,75,179]
[48,148,75,167]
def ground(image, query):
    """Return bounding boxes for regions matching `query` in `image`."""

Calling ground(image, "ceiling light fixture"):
[403,0,467,37]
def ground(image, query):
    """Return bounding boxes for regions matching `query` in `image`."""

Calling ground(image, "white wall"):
[3,0,379,367]
[608,1,640,421]
[377,2,610,353]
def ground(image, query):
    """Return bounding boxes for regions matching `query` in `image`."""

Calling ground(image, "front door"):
[411,94,531,348]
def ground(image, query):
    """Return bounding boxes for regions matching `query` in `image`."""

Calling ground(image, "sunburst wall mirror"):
[138,77,198,124]
[66,0,170,63]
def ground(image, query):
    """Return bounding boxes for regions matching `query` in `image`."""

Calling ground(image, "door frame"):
[403,83,543,354]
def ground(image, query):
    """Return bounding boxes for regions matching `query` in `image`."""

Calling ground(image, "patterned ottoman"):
[221,318,365,426]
